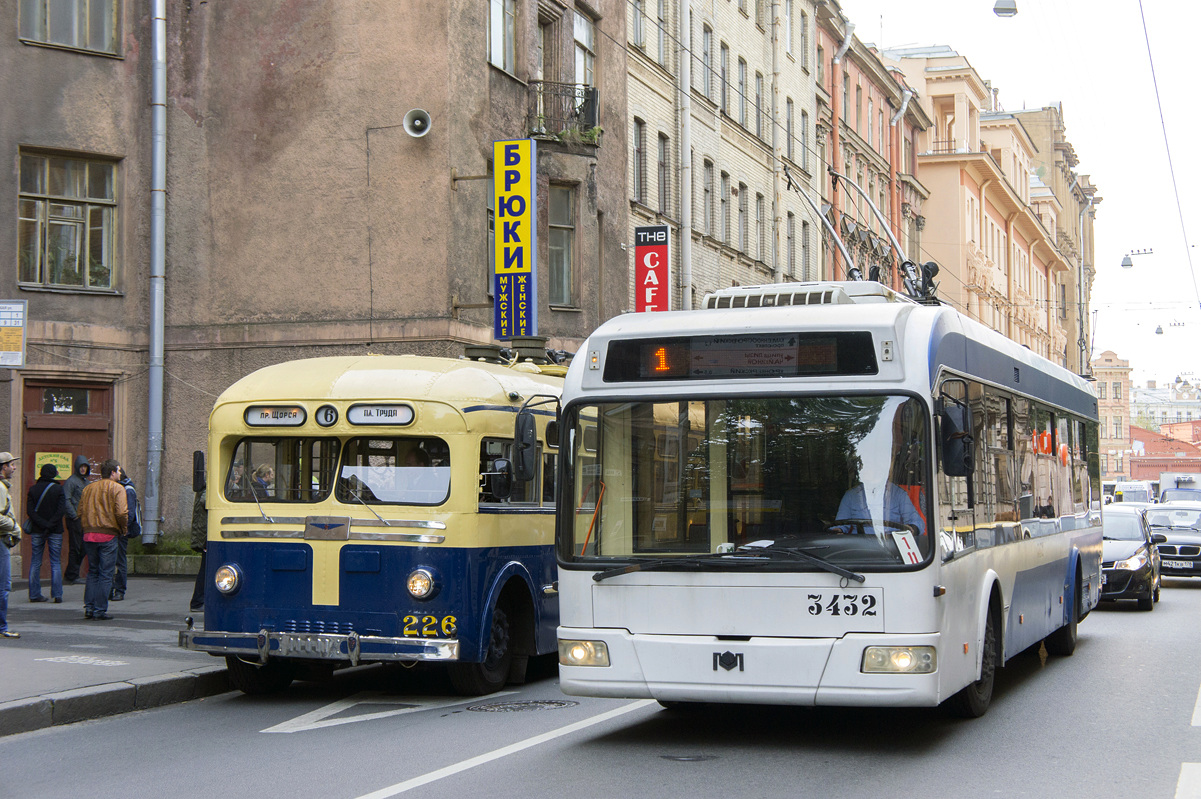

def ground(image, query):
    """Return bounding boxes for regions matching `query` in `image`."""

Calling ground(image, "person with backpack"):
[26,464,67,603]
[111,464,141,602]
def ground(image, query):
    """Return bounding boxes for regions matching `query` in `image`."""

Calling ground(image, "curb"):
[0,665,231,738]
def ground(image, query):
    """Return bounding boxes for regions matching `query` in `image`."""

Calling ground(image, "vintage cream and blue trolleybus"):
[538,281,1101,716]
[180,354,564,695]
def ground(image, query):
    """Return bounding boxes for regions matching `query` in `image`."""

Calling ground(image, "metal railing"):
[528,81,600,140]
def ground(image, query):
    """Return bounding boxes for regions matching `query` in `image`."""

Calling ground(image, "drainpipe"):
[771,0,780,282]
[1077,196,1094,374]
[829,21,853,279]
[679,3,692,309]
[144,0,166,544]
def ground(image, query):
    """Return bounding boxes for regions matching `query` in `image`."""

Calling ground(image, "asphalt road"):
[4,578,1201,799]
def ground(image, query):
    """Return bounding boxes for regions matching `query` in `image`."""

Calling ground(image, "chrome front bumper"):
[179,627,459,666]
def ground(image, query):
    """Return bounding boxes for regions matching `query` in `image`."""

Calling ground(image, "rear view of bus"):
[180,354,564,696]
[549,282,1101,716]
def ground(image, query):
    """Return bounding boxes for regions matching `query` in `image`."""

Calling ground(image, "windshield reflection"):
[566,394,931,569]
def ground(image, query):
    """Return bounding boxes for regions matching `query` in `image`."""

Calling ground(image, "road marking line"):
[261,691,515,734]
[355,700,656,798]
[1176,764,1201,799]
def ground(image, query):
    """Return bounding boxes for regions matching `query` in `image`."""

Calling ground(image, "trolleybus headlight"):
[214,564,242,595]
[862,646,936,674]
[558,639,610,667]
[406,568,437,600]
[1114,552,1148,571]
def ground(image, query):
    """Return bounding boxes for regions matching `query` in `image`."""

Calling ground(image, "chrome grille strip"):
[219,528,445,544]
[220,516,445,530]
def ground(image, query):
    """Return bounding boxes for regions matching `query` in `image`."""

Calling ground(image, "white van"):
[1114,480,1154,504]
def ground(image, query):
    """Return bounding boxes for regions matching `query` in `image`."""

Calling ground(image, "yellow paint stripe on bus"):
[312,543,341,606]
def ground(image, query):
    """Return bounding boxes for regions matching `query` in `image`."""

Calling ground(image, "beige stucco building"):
[3,0,628,549]
[883,46,1096,367]
[1092,350,1133,481]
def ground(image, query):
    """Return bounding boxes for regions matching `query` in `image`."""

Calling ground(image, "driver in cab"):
[834,401,927,536]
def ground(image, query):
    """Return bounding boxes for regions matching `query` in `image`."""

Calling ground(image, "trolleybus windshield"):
[563,394,931,569]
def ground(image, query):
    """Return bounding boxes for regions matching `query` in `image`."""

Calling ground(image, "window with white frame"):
[633,119,646,204]
[784,0,793,53]
[720,172,730,244]
[18,153,116,290]
[755,72,764,138]
[703,160,714,235]
[575,12,596,86]
[658,134,670,214]
[19,0,117,54]
[756,193,765,261]
[799,12,808,65]
[632,0,644,48]
[720,43,730,114]
[801,110,809,170]
[786,98,794,161]
[702,25,713,100]
[489,0,516,73]
[549,185,575,305]
[658,0,668,66]
[738,58,747,127]
[802,220,811,280]
[738,183,748,252]
[786,212,796,276]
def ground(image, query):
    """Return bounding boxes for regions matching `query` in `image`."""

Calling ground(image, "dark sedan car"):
[1101,505,1164,610]
[1146,503,1201,579]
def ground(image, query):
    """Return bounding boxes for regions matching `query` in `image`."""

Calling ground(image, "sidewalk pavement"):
[0,575,230,738]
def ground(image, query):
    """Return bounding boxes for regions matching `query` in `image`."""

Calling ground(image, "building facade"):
[3,0,629,544]
[1092,350,1133,481]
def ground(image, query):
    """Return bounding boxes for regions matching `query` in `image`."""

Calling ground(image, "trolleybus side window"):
[225,438,338,503]
[480,439,539,504]
[335,437,451,505]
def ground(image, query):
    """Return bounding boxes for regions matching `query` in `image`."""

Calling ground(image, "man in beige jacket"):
[0,452,20,638]
[79,459,127,620]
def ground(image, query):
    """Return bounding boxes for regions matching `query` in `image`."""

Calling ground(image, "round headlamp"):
[407,568,437,599]
[214,564,242,595]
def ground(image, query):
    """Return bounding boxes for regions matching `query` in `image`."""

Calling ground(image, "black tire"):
[1153,578,1161,603]
[449,603,513,696]
[1044,578,1079,656]
[1137,586,1154,611]
[946,605,998,718]
[225,655,296,695]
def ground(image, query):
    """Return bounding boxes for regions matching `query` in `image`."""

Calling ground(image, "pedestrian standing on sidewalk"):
[110,465,141,602]
[0,452,22,638]
[26,464,66,604]
[62,456,91,585]
[189,488,206,612]
[78,459,127,621]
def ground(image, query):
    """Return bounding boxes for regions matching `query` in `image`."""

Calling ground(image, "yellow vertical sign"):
[493,139,537,339]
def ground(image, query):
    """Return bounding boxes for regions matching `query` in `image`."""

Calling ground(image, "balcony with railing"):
[528,81,601,145]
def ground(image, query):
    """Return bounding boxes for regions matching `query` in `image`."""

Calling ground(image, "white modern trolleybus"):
[531,281,1102,716]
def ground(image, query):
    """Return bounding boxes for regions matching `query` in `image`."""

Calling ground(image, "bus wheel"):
[1044,578,1079,656]
[946,607,997,718]
[449,604,513,696]
[225,655,295,695]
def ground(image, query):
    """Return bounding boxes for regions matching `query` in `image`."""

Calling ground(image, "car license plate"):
[1163,559,1193,569]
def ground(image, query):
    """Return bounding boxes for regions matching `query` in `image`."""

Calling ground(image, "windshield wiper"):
[346,487,393,526]
[246,481,274,523]
[739,542,865,583]
[593,552,767,582]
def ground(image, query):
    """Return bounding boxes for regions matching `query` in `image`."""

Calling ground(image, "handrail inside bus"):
[579,480,605,556]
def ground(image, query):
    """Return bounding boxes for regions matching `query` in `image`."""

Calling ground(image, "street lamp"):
[994,0,1018,17]
[1121,248,1153,268]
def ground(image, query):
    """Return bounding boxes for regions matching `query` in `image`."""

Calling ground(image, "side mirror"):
[488,458,514,500]
[1152,533,1167,545]
[940,403,974,477]
[513,411,539,483]
[192,450,206,493]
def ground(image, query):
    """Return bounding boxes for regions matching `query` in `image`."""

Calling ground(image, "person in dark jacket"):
[110,466,141,602]
[189,489,206,612]
[26,464,67,603]
[62,455,91,584]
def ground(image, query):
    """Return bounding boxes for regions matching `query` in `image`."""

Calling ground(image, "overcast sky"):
[837,0,1199,386]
